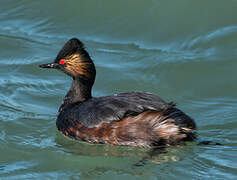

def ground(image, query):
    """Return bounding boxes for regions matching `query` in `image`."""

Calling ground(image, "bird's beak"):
[39,62,59,69]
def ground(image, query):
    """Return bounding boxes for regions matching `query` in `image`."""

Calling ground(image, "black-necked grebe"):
[39,38,196,147]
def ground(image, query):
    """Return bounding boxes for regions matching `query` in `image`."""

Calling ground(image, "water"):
[0,0,237,179]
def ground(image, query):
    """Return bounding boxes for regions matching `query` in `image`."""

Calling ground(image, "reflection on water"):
[55,132,196,165]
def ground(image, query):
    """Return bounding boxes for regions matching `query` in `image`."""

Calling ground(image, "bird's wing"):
[61,92,174,128]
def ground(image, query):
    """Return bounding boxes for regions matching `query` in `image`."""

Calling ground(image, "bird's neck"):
[59,77,93,112]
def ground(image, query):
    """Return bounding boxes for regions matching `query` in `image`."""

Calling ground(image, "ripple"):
[182,25,237,53]
[0,161,37,174]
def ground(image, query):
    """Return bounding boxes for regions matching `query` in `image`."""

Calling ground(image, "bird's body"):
[40,38,196,147]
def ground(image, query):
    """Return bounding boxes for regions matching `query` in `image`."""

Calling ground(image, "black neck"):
[59,77,93,112]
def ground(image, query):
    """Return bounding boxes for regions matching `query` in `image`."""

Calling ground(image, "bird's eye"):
[59,59,65,65]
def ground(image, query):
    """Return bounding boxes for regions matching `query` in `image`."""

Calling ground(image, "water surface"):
[0,0,237,179]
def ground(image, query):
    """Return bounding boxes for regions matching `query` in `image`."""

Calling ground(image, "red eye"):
[59,59,65,65]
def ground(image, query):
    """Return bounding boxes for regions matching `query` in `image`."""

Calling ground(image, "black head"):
[39,38,96,82]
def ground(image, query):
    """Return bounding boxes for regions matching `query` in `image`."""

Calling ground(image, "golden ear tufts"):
[64,53,91,78]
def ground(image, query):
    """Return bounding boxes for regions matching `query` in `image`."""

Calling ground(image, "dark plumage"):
[39,38,196,147]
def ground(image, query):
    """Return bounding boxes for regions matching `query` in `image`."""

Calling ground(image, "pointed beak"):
[39,62,59,69]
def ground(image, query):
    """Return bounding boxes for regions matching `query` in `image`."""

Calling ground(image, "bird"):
[39,38,196,148]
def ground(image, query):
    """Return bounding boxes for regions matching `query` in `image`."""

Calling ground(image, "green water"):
[0,0,237,179]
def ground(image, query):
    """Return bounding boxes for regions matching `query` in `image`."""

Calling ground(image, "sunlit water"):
[0,0,237,179]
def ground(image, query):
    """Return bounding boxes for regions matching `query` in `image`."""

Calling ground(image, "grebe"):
[39,38,196,147]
